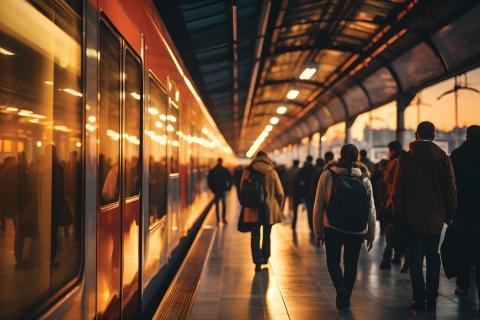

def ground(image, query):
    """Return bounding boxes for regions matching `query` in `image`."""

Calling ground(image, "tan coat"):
[241,155,285,225]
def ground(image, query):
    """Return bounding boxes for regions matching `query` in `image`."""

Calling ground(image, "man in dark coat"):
[207,158,232,224]
[392,121,457,311]
[293,155,315,236]
[450,125,480,299]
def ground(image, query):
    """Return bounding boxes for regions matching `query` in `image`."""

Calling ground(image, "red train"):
[0,0,234,318]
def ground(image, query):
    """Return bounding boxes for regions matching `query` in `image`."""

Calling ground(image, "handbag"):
[441,225,461,279]
[237,208,251,233]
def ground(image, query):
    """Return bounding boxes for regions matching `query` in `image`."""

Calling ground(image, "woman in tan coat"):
[241,151,284,271]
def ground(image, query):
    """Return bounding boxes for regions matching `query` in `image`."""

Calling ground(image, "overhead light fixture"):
[276,106,287,114]
[0,47,14,56]
[265,124,273,132]
[59,88,83,97]
[44,80,54,86]
[299,67,317,80]
[286,89,299,100]
[270,116,279,125]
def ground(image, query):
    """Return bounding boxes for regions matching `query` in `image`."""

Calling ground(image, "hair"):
[315,158,325,168]
[466,125,480,143]
[324,151,334,161]
[293,159,300,166]
[338,144,359,169]
[416,121,435,140]
[359,149,367,158]
[256,151,267,158]
[388,140,403,153]
[217,158,223,165]
[306,155,313,162]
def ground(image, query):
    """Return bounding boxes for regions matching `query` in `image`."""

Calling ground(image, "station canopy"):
[155,0,480,155]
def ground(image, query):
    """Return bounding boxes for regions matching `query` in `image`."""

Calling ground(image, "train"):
[0,0,235,319]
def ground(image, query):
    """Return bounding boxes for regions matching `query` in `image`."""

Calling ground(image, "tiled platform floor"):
[190,191,479,319]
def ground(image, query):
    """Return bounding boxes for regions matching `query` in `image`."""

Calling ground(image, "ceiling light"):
[299,67,317,80]
[0,47,14,56]
[6,107,18,112]
[286,89,299,100]
[265,125,273,132]
[276,106,287,114]
[44,80,54,86]
[270,116,279,125]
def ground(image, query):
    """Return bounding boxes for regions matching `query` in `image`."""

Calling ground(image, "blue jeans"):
[214,192,227,222]
[408,233,441,303]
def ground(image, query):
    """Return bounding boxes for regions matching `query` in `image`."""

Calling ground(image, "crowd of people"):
[207,122,480,313]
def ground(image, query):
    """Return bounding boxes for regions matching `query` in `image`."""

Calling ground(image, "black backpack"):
[238,166,266,208]
[326,170,370,233]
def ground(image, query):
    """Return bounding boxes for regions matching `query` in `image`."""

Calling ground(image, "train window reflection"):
[147,76,168,224]
[168,103,180,174]
[99,23,121,205]
[0,0,82,317]
[124,51,141,197]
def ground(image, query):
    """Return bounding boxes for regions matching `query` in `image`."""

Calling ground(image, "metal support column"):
[345,117,356,144]
[396,93,415,147]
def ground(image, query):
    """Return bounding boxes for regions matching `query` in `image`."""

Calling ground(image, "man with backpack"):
[207,158,232,224]
[392,121,456,311]
[313,144,376,310]
[239,151,284,272]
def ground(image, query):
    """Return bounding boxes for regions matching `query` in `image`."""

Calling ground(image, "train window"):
[0,0,82,317]
[99,22,121,206]
[168,103,180,174]
[147,76,168,224]
[124,50,142,197]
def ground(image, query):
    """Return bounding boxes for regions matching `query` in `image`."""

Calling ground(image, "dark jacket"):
[207,165,232,193]
[392,141,457,235]
[295,163,315,200]
[450,140,480,220]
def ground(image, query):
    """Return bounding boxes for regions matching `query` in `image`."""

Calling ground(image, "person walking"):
[324,151,335,168]
[207,158,232,224]
[285,160,300,222]
[293,155,315,235]
[392,121,457,311]
[450,125,480,298]
[313,144,375,310]
[359,149,375,176]
[240,151,284,272]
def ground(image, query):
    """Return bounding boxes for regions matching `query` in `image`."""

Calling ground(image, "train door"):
[97,20,142,320]
[167,86,180,252]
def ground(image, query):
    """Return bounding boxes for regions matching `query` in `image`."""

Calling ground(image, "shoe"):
[455,288,468,295]
[261,258,269,265]
[380,260,391,270]
[255,264,262,272]
[336,286,349,310]
[222,220,228,224]
[400,262,409,273]
[410,299,426,311]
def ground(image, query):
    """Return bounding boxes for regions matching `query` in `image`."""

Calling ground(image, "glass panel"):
[322,122,346,159]
[168,103,179,174]
[147,77,168,225]
[326,98,346,122]
[432,6,480,69]
[99,23,121,206]
[0,0,82,317]
[343,85,369,116]
[363,67,398,105]
[349,102,397,162]
[315,106,334,128]
[405,68,480,153]
[392,42,444,90]
[124,51,141,197]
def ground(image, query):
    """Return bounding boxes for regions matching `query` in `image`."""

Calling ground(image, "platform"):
[163,191,478,320]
